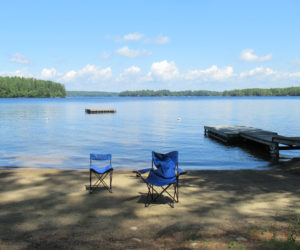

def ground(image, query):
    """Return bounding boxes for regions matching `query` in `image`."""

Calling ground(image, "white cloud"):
[240,67,276,77]
[116,46,152,58]
[61,64,112,83]
[99,51,111,59]
[40,68,58,79]
[62,70,77,82]
[123,32,144,41]
[289,72,300,77]
[106,33,144,43]
[150,60,181,81]
[9,53,31,64]
[239,67,300,84]
[0,69,33,78]
[108,32,170,45]
[140,72,153,82]
[124,66,141,74]
[153,34,170,45]
[186,65,234,81]
[117,66,142,82]
[290,58,300,66]
[240,49,272,62]
[144,34,170,45]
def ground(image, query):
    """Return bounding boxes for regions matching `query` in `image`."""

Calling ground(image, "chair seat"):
[146,170,177,186]
[136,167,185,176]
[90,165,113,174]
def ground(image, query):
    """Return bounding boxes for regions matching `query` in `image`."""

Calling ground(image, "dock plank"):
[204,125,300,157]
[272,136,300,146]
[204,125,283,157]
[240,132,278,147]
[204,125,276,143]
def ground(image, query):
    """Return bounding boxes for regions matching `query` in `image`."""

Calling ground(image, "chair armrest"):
[133,168,152,177]
[177,168,187,175]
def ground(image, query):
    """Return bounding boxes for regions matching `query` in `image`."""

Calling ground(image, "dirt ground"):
[1,160,300,249]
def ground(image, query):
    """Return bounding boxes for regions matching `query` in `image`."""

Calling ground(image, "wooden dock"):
[85,109,116,114]
[204,125,300,157]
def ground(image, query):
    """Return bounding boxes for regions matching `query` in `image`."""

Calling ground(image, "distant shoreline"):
[67,86,300,97]
[1,76,299,98]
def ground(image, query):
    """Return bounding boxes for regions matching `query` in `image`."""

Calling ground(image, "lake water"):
[1,96,300,170]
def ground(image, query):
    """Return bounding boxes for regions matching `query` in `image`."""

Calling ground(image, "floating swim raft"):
[85,109,116,114]
[204,125,300,157]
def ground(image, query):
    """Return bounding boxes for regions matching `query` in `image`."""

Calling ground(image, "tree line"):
[1,76,300,98]
[222,87,300,96]
[0,76,66,97]
[119,89,221,96]
[119,87,300,97]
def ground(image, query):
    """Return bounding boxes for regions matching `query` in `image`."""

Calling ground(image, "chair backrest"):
[90,154,112,165]
[152,151,178,178]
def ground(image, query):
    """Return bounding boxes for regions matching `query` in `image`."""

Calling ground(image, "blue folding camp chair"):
[134,151,186,207]
[89,154,113,194]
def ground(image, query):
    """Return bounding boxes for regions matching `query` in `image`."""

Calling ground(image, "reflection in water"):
[0,97,300,170]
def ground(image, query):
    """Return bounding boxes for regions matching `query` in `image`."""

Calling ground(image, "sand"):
[1,161,300,249]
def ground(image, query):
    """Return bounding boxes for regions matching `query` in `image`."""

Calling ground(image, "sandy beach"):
[1,161,300,249]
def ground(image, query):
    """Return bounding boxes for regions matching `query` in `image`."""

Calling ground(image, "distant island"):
[67,91,118,97]
[118,87,300,97]
[0,76,66,98]
[67,87,300,97]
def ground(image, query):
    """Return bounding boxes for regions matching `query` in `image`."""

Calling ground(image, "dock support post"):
[269,144,279,158]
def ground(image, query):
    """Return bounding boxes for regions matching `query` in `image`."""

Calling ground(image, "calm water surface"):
[1,96,300,170]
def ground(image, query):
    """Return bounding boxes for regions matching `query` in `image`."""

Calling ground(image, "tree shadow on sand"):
[0,166,300,249]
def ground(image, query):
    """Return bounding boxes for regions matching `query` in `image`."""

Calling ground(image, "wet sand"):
[1,161,300,249]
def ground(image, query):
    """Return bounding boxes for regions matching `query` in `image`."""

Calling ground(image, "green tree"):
[0,76,66,98]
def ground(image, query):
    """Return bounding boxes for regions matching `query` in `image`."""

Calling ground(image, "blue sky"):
[1,0,300,91]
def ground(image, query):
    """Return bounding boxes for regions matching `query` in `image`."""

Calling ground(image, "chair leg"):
[144,184,177,207]
[109,171,113,193]
[89,169,92,194]
[151,185,154,200]
[89,170,113,194]
[145,184,152,207]
[174,183,179,203]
